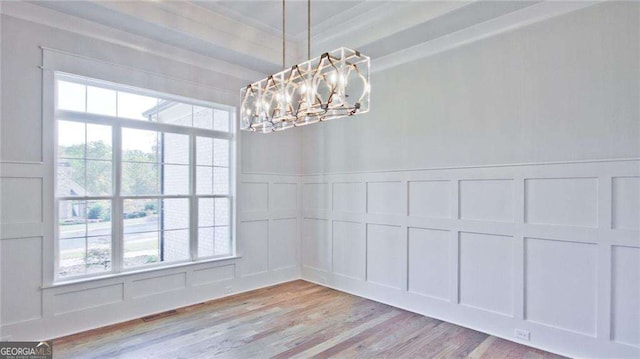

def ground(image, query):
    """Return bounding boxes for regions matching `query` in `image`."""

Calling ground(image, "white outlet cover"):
[514,329,530,341]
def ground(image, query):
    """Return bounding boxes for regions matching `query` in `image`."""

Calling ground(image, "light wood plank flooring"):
[53,280,565,358]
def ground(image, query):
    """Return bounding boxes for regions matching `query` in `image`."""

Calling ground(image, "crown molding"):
[371,1,602,73]
[289,1,389,42]
[1,1,267,83]
[311,1,475,54]
[23,0,302,73]
[192,1,286,40]
[194,0,382,46]
[96,0,294,65]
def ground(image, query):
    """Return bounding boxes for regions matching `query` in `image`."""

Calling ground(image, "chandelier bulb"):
[239,47,370,133]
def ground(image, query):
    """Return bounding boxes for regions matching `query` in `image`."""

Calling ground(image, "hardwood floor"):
[53,280,565,358]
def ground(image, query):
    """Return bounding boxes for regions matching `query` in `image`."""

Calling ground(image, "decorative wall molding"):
[0,172,301,341]
[300,159,640,358]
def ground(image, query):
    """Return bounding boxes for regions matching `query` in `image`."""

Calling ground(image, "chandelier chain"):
[282,0,286,69]
[239,1,371,133]
[307,0,311,59]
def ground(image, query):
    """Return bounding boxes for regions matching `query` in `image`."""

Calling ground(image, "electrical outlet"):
[224,286,233,294]
[514,329,530,341]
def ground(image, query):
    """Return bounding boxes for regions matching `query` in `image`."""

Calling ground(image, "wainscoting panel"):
[611,245,640,347]
[238,182,268,213]
[191,264,235,286]
[612,177,640,231]
[269,183,297,212]
[53,283,123,315]
[0,237,43,325]
[238,220,269,277]
[408,180,452,219]
[459,179,514,222]
[367,181,405,216]
[302,218,331,272]
[525,177,599,227]
[301,159,640,358]
[303,183,330,211]
[366,224,404,290]
[407,227,450,300]
[459,232,514,316]
[332,220,366,280]
[131,272,187,298]
[268,218,298,270]
[0,177,42,224]
[333,182,365,214]
[525,237,598,336]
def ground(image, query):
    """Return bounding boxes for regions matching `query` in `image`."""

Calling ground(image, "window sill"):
[42,255,241,289]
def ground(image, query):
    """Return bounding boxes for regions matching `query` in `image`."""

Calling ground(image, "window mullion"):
[112,123,123,273]
[189,133,198,262]
[54,73,235,282]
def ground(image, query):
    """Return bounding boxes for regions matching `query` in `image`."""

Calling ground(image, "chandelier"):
[240,0,370,133]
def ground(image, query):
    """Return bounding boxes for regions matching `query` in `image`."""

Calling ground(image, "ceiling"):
[22,0,589,76]
[195,1,371,39]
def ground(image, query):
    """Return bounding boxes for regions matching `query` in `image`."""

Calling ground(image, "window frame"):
[53,72,237,283]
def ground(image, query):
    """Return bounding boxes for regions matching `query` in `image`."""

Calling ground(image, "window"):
[55,73,234,280]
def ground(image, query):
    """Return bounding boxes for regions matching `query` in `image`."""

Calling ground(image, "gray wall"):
[301,2,639,174]
[299,3,640,358]
[0,12,299,340]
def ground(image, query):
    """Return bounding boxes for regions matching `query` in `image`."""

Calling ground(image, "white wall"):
[0,7,300,340]
[300,2,640,358]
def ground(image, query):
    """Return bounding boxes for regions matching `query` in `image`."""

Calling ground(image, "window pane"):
[198,227,231,258]
[123,199,160,234]
[157,101,192,127]
[57,81,86,112]
[198,198,214,227]
[57,159,85,197]
[215,226,231,256]
[163,230,190,262]
[215,198,230,226]
[58,236,86,277]
[213,109,230,132]
[214,167,229,195]
[122,128,159,163]
[122,162,160,195]
[58,200,86,239]
[213,139,229,167]
[163,164,189,195]
[163,133,189,164]
[58,120,85,158]
[117,92,158,120]
[86,160,112,196]
[196,137,213,166]
[86,236,112,273]
[196,166,213,195]
[86,124,112,160]
[87,200,112,237]
[124,231,159,267]
[87,86,116,116]
[57,199,112,278]
[197,227,214,258]
[55,76,235,278]
[193,106,213,129]
[163,199,189,230]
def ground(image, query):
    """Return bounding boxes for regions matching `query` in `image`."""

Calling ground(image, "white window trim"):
[49,72,238,284]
